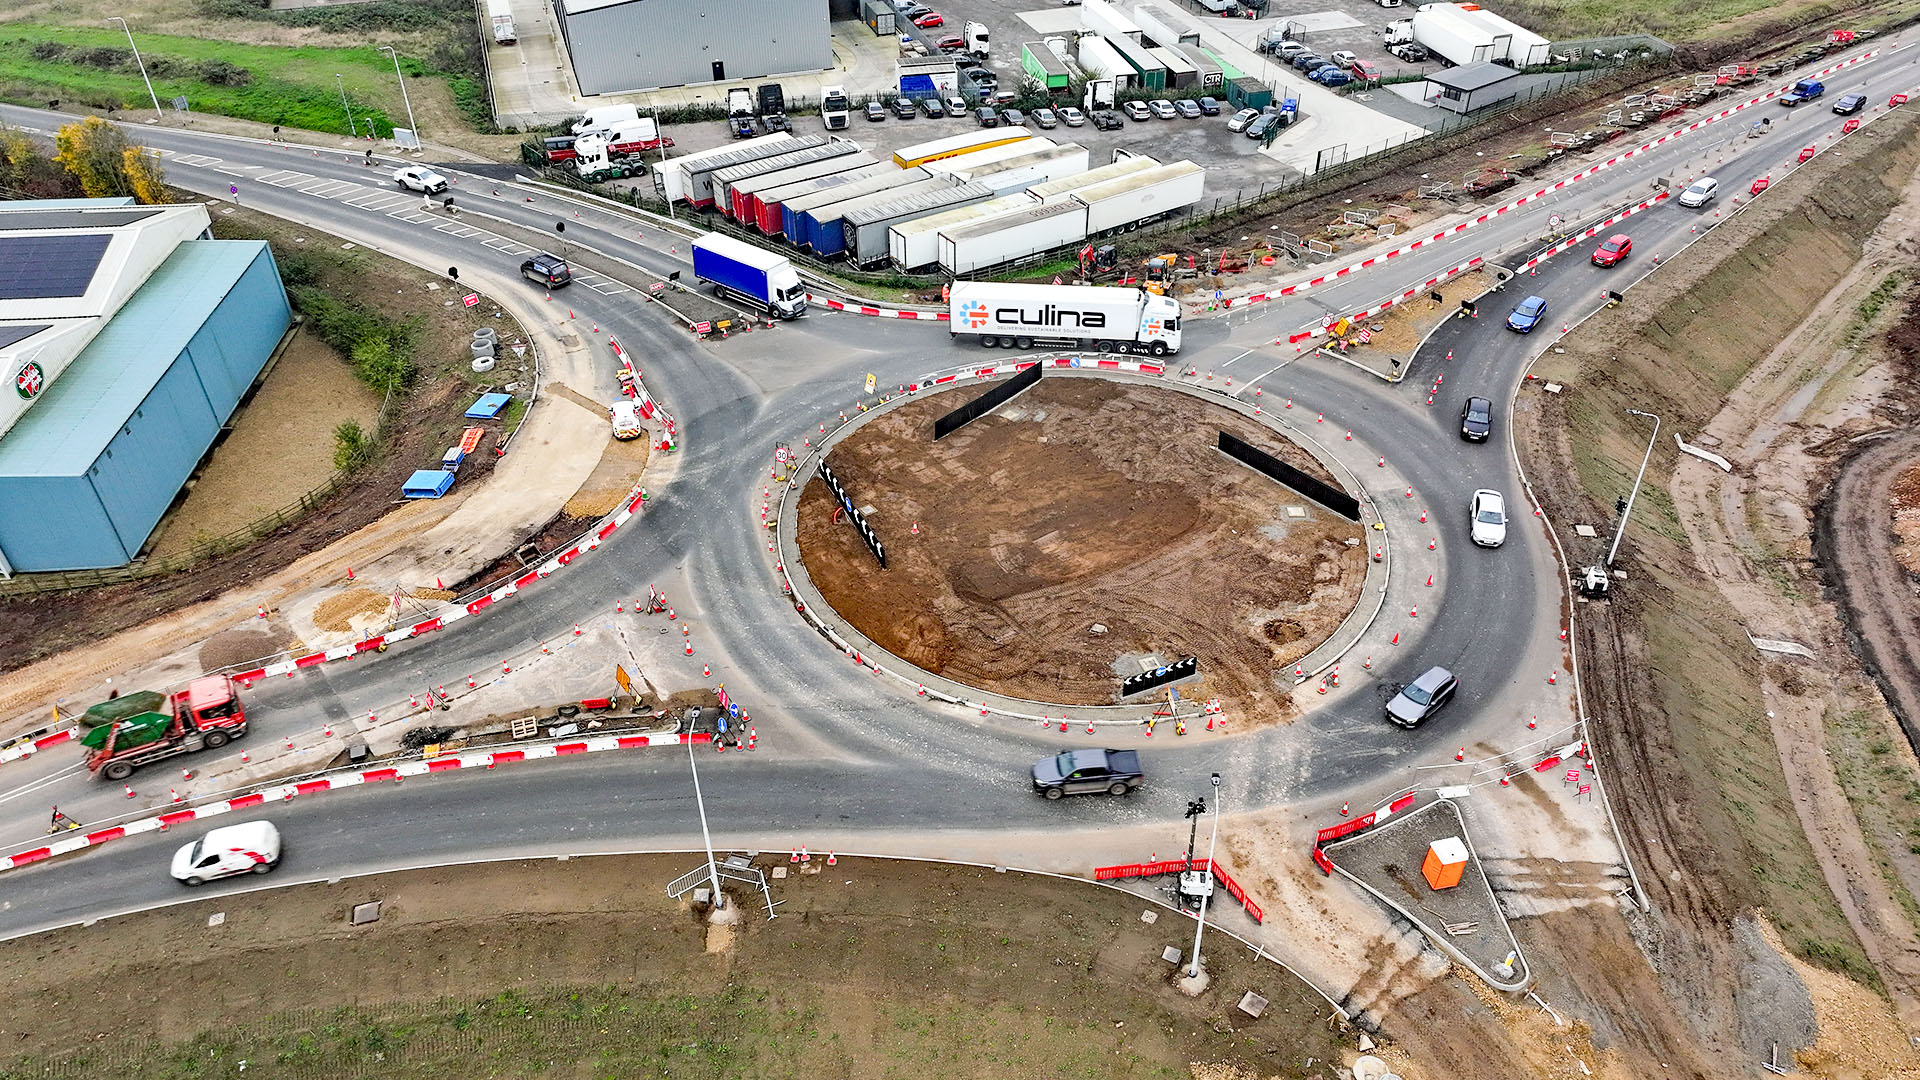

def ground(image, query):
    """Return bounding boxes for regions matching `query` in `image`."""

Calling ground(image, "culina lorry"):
[690,233,808,319]
[947,282,1182,355]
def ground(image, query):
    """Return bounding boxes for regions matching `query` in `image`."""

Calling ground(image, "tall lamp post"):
[378,46,419,144]
[652,103,674,220]
[1606,409,1661,567]
[335,74,357,137]
[106,17,164,121]
[1187,772,1222,979]
[686,733,726,911]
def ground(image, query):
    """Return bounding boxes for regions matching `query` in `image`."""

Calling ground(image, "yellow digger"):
[1142,254,1179,295]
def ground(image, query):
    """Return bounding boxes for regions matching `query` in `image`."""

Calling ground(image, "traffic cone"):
[1378,456,1386,468]
[1345,430,1352,441]
[1363,654,1373,670]
[346,567,354,580]
[1428,537,1437,550]
[1176,717,1186,735]
[827,851,837,866]
[1559,626,1568,641]
[1206,714,1214,731]
[685,641,694,655]
[1316,412,1324,423]
[502,662,511,674]
[616,600,624,612]
[1086,719,1095,734]
[323,724,334,738]
[1285,397,1292,408]
[747,729,757,750]
[1410,605,1418,617]
[1528,715,1537,729]
[1419,509,1428,523]
[171,788,182,803]
[468,675,476,689]
[1390,631,1400,645]
[800,847,810,862]
[541,642,551,654]
[569,309,575,320]
[574,623,582,636]
[1426,574,1434,587]
[911,522,920,535]
[1548,670,1557,685]
[410,694,420,708]
[1406,486,1414,498]
[791,848,800,863]
[257,605,267,619]
[917,684,926,696]
[1500,772,1510,787]
[1455,747,1465,762]
[702,664,711,678]
[124,785,136,799]
[1145,718,1155,737]
[668,607,677,620]
[1340,801,1349,816]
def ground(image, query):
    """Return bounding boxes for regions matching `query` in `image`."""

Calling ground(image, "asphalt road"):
[1,45,1915,937]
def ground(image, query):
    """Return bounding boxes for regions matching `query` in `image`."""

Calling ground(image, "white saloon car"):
[1470,489,1508,548]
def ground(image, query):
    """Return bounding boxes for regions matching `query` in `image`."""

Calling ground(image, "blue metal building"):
[0,201,291,574]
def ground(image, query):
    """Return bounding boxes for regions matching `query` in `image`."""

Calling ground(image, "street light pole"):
[378,46,419,142]
[335,74,357,138]
[652,104,674,220]
[106,18,163,121]
[1187,772,1221,979]
[686,735,726,910]
[1606,409,1661,567]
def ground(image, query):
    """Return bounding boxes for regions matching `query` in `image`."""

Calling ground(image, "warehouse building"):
[556,0,832,96]
[0,199,292,575]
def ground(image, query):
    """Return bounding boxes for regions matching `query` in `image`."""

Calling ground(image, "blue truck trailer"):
[690,232,808,319]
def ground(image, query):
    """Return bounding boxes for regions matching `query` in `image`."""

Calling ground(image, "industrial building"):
[0,199,291,574]
[555,0,832,96]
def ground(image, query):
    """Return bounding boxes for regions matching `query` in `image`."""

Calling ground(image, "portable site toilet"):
[1422,836,1469,890]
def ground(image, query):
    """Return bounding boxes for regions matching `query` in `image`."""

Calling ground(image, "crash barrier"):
[807,294,948,320]
[1094,858,1264,923]
[216,338,669,689]
[0,731,712,874]
[1214,46,1883,314]
[1283,258,1484,350]
[933,362,1043,440]
[1217,431,1361,520]
[0,727,76,764]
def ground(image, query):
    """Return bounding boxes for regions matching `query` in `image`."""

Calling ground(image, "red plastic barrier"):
[1533,755,1563,772]
[514,570,539,590]
[490,750,526,767]
[293,652,326,669]
[579,697,612,710]
[1312,848,1335,876]
[296,779,332,795]
[157,810,197,827]
[85,827,126,844]
[427,757,463,772]
[360,768,400,784]
[1388,792,1416,814]
[554,741,589,755]
[412,616,444,635]
[354,637,385,653]
[1094,863,1145,881]
[229,793,266,810]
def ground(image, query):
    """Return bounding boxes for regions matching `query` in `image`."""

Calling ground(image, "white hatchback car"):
[1470,489,1508,548]
[172,820,281,886]
[1677,176,1718,207]
[1227,108,1260,132]
[393,166,449,194]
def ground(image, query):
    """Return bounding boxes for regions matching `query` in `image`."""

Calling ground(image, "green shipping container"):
[79,712,173,750]
[1021,43,1072,91]
[82,690,166,728]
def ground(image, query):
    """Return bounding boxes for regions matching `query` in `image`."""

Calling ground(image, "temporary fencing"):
[806,295,948,320]
[1094,857,1264,923]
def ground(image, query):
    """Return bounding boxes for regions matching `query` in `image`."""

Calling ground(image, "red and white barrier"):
[1214,48,1883,314]
[0,728,76,764]
[909,355,1166,392]
[0,731,712,873]
[807,295,949,321]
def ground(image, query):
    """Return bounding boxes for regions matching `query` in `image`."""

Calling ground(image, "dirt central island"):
[794,378,1366,716]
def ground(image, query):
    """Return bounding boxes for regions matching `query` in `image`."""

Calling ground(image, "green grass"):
[1844,271,1908,347]
[0,24,403,135]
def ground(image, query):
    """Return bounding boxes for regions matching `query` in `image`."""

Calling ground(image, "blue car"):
[1507,295,1547,333]
[1312,68,1353,87]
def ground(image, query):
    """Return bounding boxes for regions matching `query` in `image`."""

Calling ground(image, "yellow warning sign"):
[864,372,877,394]
[615,664,634,696]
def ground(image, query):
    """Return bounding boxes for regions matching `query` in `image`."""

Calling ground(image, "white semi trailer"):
[947,282,1182,356]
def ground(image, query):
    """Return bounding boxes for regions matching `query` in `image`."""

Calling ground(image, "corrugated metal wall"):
[560,0,831,95]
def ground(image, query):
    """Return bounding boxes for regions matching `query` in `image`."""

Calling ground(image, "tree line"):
[1,117,167,203]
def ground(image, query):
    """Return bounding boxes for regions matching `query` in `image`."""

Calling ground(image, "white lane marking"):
[1220,347,1257,368]
[257,170,312,187]
[1231,359,1294,397]
[173,153,221,167]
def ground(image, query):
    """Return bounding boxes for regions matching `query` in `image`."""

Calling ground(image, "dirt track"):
[795,378,1364,713]
[1819,432,1920,765]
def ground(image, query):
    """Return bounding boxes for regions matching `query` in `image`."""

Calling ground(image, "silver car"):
[1470,489,1507,547]
[1059,105,1086,126]
[1226,107,1260,132]
[1147,99,1178,119]
[1677,177,1718,207]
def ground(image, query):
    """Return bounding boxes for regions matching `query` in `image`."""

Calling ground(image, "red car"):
[936,34,965,51]
[1591,234,1631,267]
[914,12,944,27]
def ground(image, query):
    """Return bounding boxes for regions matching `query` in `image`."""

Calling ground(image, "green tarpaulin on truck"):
[78,712,172,750]
[81,691,166,728]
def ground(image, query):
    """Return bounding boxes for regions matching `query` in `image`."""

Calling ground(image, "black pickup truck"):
[1031,749,1144,800]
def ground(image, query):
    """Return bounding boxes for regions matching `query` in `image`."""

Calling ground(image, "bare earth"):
[795,378,1365,713]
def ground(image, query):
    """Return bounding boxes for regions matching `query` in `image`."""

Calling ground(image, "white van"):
[610,401,645,441]
[172,820,281,886]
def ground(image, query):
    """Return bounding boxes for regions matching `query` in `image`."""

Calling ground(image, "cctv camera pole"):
[1605,409,1661,567]
[686,736,725,910]
[1183,796,1206,871]
[653,104,674,220]
[1187,772,1222,979]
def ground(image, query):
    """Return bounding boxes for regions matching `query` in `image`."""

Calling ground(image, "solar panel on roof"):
[0,208,159,231]
[0,323,52,350]
[0,234,112,300]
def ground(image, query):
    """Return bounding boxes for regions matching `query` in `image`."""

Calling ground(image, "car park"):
[1506,294,1547,332]
[1460,396,1492,442]
[1092,110,1124,130]
[1591,234,1632,266]
[892,97,917,118]
[1834,93,1867,115]
[866,101,887,122]
[1196,97,1221,115]
[974,106,999,127]
[1384,667,1458,728]
[1031,107,1059,128]
[1148,99,1178,119]
[1677,176,1718,207]
[1001,107,1025,126]
[1122,100,1153,121]
[1173,99,1202,119]
[1469,489,1507,547]
[919,97,944,118]
[1226,107,1260,132]
[1059,105,1085,126]
[393,166,449,194]
[1245,112,1279,140]
[1312,68,1353,87]
[520,252,572,288]
[171,820,281,886]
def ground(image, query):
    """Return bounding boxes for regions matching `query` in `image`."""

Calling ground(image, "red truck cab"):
[179,676,246,729]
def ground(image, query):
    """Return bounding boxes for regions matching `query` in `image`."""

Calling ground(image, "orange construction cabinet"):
[1422,836,1469,891]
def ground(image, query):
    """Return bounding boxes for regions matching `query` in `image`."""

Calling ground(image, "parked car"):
[1290,53,1326,71]
[1001,107,1026,126]
[1227,107,1260,132]
[1350,59,1380,81]
[1275,41,1309,60]
[1469,489,1507,547]
[913,11,944,27]
[1330,50,1359,68]
[1173,99,1202,118]
[1031,107,1059,128]
[1312,68,1353,87]
[1122,100,1153,121]
[1384,667,1458,728]
[1506,294,1547,333]
[1460,396,1493,442]
[892,96,917,118]
[1196,96,1222,115]
[1591,233,1632,266]
[1245,112,1279,139]
[1059,105,1086,126]
[1092,110,1124,130]
[919,97,944,118]
[393,166,449,194]
[171,820,281,886]
[1677,176,1718,207]
[993,89,1019,106]
[866,101,888,122]
[1833,93,1867,115]
[936,34,965,51]
[945,96,968,116]
[974,106,999,127]
[1147,99,1177,119]
[1031,748,1144,799]
[520,252,571,288]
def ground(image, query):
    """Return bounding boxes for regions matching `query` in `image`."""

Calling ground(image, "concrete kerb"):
[770,360,1392,722]
[1323,798,1533,992]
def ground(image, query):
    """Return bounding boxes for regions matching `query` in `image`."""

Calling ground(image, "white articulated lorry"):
[947,282,1182,356]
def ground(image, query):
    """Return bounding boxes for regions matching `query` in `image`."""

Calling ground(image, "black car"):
[1001,107,1025,126]
[1385,666,1458,728]
[520,252,571,288]
[1196,96,1222,115]
[1833,93,1867,115]
[974,106,999,127]
[865,101,887,122]
[1031,748,1144,799]
[1092,110,1124,131]
[891,96,917,118]
[1460,396,1492,442]
[919,97,944,118]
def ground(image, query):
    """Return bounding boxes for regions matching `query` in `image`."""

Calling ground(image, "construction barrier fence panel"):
[1217,431,1361,520]
[932,362,1043,440]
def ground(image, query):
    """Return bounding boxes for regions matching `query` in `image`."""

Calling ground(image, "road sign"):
[462,293,479,308]
[864,372,876,394]
[615,664,634,695]
[1119,656,1198,698]
[693,321,712,334]
[649,282,664,293]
